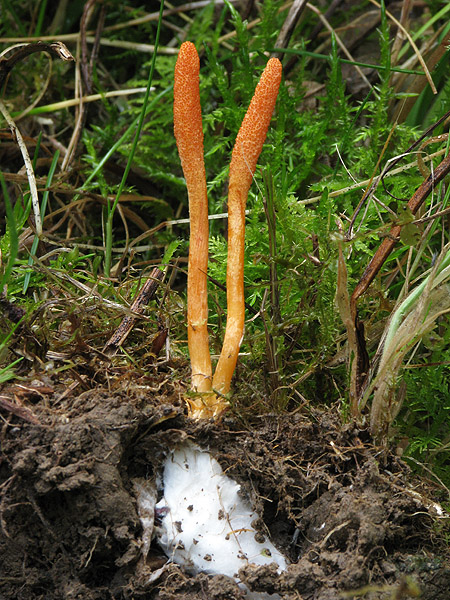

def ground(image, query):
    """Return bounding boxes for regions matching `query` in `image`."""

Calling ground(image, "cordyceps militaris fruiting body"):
[174,41,282,419]
[142,44,286,598]
[174,42,212,399]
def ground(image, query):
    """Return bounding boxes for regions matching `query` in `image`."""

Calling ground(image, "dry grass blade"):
[348,150,450,412]
[0,99,42,236]
[390,0,412,65]
[274,0,307,59]
[335,232,359,416]
[0,35,177,55]
[368,0,437,94]
[346,120,398,239]
[392,30,450,123]
[370,279,450,441]
[0,41,74,237]
[306,3,373,92]
[0,41,74,88]
[20,88,147,115]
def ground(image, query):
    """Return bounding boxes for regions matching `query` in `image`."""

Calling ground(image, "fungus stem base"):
[184,391,229,420]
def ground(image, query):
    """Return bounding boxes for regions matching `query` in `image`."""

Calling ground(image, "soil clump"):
[1,383,449,599]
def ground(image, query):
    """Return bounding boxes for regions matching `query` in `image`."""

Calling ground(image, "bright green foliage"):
[0,174,20,292]
[404,364,450,484]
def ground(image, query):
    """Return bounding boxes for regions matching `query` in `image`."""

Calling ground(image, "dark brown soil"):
[1,379,449,600]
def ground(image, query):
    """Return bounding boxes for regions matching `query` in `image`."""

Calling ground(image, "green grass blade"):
[1,0,26,36]
[0,172,19,292]
[396,3,450,62]
[35,0,48,37]
[104,0,166,276]
[270,47,424,76]
[0,357,23,383]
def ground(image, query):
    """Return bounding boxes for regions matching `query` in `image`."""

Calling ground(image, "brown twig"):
[349,150,450,405]
[81,0,106,95]
[0,41,74,90]
[103,267,165,356]
[273,0,307,60]
[0,396,40,425]
[351,151,450,309]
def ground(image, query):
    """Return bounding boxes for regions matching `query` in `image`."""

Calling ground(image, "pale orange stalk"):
[174,43,281,417]
[212,58,282,396]
[174,42,212,397]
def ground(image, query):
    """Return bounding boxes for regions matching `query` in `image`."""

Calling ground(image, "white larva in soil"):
[151,441,287,598]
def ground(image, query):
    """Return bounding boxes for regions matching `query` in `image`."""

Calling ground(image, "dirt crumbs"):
[1,389,449,600]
